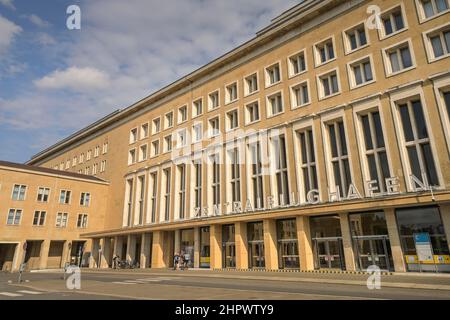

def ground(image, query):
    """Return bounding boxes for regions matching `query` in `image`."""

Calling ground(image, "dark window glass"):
[422,143,439,185]
[373,112,385,148]
[412,100,428,139]
[399,104,414,142]
[362,115,373,150]
[401,47,412,68]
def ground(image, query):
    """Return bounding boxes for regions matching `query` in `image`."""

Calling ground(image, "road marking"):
[123,280,149,284]
[112,282,135,285]
[17,290,43,295]
[0,292,23,297]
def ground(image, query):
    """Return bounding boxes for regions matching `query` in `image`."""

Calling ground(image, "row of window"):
[6,209,88,228]
[53,142,108,172]
[124,84,450,225]
[9,185,91,206]
[76,160,107,175]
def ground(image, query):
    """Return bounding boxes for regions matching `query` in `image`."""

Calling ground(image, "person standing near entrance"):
[173,252,180,270]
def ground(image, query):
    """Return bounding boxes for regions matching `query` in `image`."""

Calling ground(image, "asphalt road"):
[0,270,449,300]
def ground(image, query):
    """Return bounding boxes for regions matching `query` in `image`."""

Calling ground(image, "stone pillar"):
[60,240,71,268]
[385,208,406,272]
[296,216,314,271]
[263,219,279,270]
[12,242,25,272]
[101,238,112,268]
[339,213,356,271]
[151,231,166,268]
[194,227,200,268]
[440,204,450,252]
[113,236,124,260]
[235,222,249,269]
[39,240,51,270]
[140,233,151,268]
[89,239,100,268]
[210,224,222,269]
[174,229,181,255]
[126,234,137,262]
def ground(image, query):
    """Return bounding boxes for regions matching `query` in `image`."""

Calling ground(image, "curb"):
[215,268,393,276]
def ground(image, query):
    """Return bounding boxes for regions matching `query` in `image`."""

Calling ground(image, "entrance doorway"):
[248,222,265,269]
[313,237,345,270]
[277,219,300,269]
[222,224,236,268]
[0,244,17,271]
[310,215,345,270]
[353,236,391,271]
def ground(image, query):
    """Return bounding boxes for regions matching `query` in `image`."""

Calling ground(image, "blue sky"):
[0,0,297,163]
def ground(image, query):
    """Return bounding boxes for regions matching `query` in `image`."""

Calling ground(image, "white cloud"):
[35,32,56,46]
[34,67,110,92]
[0,14,22,54]
[0,0,15,10]
[27,14,50,28]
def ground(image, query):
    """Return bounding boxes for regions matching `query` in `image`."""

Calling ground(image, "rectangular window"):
[151,140,160,157]
[426,26,450,60]
[211,154,221,206]
[100,160,106,173]
[128,149,136,164]
[94,146,100,158]
[267,92,284,116]
[149,172,158,223]
[77,214,88,228]
[291,82,309,108]
[92,163,98,175]
[164,135,173,152]
[56,212,68,228]
[153,118,161,134]
[79,153,84,164]
[289,51,306,76]
[345,24,367,52]
[178,105,188,123]
[265,63,281,86]
[249,142,264,209]
[226,109,239,130]
[72,157,77,167]
[194,162,202,209]
[315,39,335,65]
[419,0,449,20]
[59,190,71,204]
[7,209,22,225]
[209,117,220,137]
[163,168,171,221]
[208,91,220,110]
[33,211,46,226]
[177,164,186,219]
[349,57,374,87]
[12,184,26,201]
[177,129,187,148]
[226,82,238,103]
[193,99,203,117]
[102,142,108,154]
[360,111,391,193]
[87,150,92,161]
[246,101,260,124]
[193,123,203,142]
[130,128,138,144]
[165,112,174,129]
[272,136,290,206]
[298,129,318,195]
[229,148,241,203]
[137,175,145,225]
[319,71,340,98]
[80,192,91,206]
[139,144,148,161]
[327,120,352,197]
[141,123,149,139]
[244,73,258,95]
[385,42,413,74]
[37,187,50,202]
[398,99,439,186]
[381,6,406,37]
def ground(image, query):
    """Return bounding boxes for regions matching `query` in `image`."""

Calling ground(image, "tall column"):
[263,219,279,270]
[140,233,151,268]
[194,227,200,268]
[60,240,71,268]
[12,242,25,272]
[296,216,314,270]
[339,213,356,271]
[126,235,137,262]
[151,231,166,268]
[113,236,124,260]
[89,239,100,268]
[385,208,406,272]
[101,238,112,268]
[39,240,51,270]
[210,224,222,269]
[235,222,248,269]
[174,229,181,255]
[440,204,450,251]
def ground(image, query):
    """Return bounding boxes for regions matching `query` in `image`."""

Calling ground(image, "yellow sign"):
[405,255,450,264]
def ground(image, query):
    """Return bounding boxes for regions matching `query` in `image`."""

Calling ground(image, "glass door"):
[223,242,236,268]
[313,237,345,270]
[353,236,392,271]
[278,240,300,269]
[249,241,265,268]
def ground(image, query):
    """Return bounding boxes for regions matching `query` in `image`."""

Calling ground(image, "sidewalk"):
[71,268,450,291]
